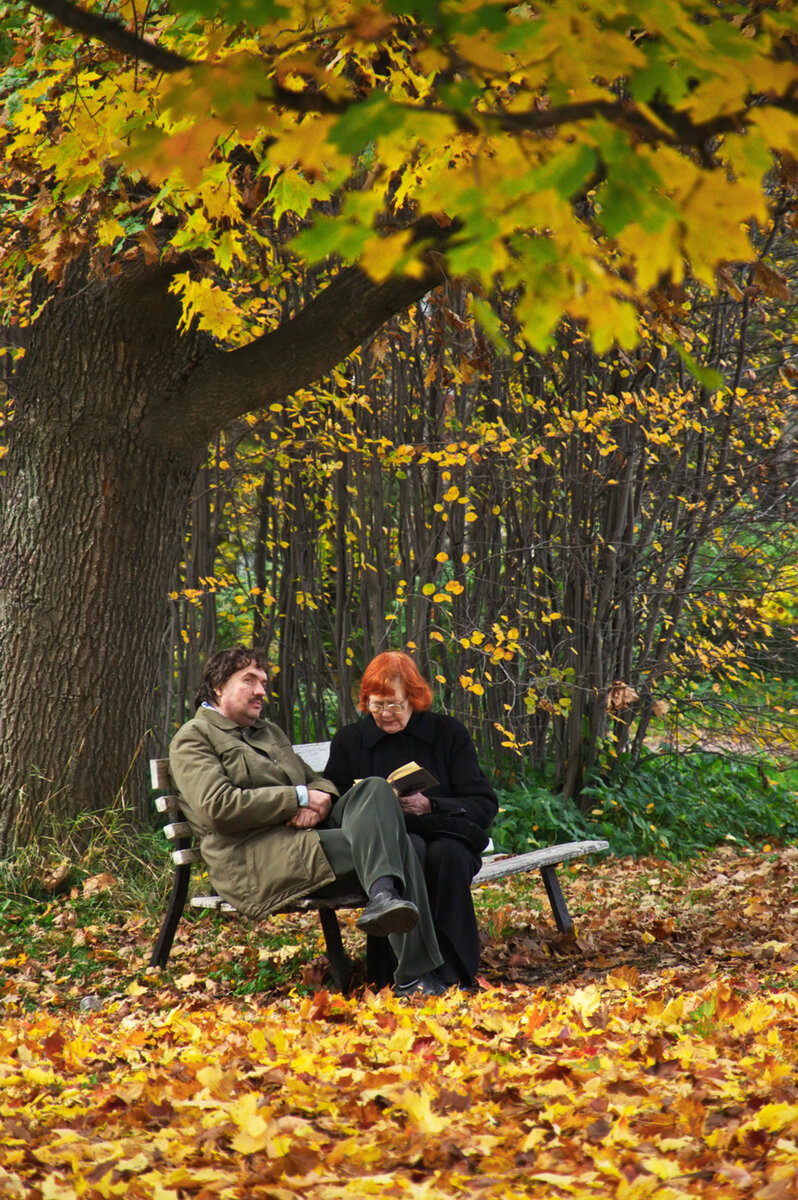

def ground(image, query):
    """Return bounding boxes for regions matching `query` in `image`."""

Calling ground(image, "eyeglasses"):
[368,700,408,714]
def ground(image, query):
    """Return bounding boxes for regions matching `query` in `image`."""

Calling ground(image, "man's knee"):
[347,776,399,807]
[334,777,402,830]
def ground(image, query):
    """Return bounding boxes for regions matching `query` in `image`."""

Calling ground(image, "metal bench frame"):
[150,743,609,991]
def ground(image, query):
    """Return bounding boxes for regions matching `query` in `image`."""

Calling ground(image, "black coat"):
[325,709,498,986]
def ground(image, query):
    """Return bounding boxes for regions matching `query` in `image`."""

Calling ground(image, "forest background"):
[0,0,795,867]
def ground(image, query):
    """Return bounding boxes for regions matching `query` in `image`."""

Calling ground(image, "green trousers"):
[316,778,443,986]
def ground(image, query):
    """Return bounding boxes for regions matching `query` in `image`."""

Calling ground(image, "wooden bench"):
[150,742,609,991]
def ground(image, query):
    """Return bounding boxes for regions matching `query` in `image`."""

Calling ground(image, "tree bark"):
[0,256,437,852]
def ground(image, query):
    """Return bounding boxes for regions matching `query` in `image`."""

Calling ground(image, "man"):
[169,645,446,996]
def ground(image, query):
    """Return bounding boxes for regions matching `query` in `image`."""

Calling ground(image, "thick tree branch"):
[28,0,192,72]
[147,257,445,453]
[481,94,798,149]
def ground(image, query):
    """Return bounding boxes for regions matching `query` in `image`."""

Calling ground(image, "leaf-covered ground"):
[2,846,797,1198]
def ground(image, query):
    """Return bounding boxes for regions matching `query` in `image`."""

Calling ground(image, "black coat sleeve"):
[430,717,498,829]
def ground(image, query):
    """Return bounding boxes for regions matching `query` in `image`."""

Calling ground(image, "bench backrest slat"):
[293,741,331,773]
[150,759,172,790]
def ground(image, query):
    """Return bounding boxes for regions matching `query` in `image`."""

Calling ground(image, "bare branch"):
[28,0,192,72]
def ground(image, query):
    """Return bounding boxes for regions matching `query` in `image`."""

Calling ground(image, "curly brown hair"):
[194,646,269,709]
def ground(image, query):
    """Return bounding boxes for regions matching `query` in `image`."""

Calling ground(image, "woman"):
[324,651,498,989]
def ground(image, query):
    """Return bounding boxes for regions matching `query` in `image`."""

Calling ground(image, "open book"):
[386,761,439,796]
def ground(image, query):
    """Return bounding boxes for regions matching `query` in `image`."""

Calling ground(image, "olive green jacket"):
[169,706,339,918]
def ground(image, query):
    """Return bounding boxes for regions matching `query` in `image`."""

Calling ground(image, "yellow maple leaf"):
[360,229,413,283]
[639,1156,686,1180]
[569,985,603,1018]
[393,1088,447,1133]
[746,1102,798,1133]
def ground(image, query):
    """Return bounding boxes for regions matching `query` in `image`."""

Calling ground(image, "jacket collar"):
[195,705,268,738]
[361,707,435,747]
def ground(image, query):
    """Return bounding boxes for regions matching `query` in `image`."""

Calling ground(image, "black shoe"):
[394,970,449,998]
[356,890,419,937]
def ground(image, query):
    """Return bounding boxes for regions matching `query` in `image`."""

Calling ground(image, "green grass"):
[0,807,170,909]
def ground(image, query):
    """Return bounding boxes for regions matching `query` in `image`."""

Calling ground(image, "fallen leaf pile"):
[1,846,797,1198]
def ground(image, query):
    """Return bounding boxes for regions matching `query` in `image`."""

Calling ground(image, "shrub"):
[492,751,798,860]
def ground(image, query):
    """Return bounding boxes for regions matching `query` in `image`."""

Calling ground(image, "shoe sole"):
[395,985,448,998]
[356,901,419,937]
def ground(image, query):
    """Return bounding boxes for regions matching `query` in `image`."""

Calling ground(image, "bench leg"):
[150,864,192,967]
[539,864,574,934]
[318,908,354,993]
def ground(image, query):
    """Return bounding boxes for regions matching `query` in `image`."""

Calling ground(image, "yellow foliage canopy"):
[5,0,797,351]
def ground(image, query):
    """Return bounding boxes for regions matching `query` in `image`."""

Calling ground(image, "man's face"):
[215,662,268,727]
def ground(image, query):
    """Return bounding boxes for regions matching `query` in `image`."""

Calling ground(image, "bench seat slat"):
[150,759,172,791]
[172,847,203,866]
[190,895,235,912]
[474,840,609,885]
[156,794,182,815]
[189,891,368,915]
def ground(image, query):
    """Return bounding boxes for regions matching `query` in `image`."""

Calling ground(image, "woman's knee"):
[408,832,427,864]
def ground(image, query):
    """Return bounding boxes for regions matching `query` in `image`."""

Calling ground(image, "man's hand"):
[307,789,332,820]
[398,789,432,815]
[286,788,332,828]
[287,806,322,828]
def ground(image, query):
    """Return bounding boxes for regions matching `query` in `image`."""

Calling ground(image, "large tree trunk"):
[0,254,438,853]
[0,266,207,848]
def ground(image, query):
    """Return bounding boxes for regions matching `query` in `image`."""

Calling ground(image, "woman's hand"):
[398,789,432,815]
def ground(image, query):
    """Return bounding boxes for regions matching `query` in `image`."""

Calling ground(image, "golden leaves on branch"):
[6,0,797,352]
[606,681,640,713]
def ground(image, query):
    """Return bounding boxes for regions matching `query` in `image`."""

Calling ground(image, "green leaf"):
[386,0,441,21]
[468,295,510,355]
[670,341,727,393]
[268,170,318,221]
[330,94,405,157]
[532,144,599,201]
[292,213,367,266]
[593,131,666,237]
[630,48,691,105]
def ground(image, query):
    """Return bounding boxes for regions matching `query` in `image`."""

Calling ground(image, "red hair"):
[359,652,433,713]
